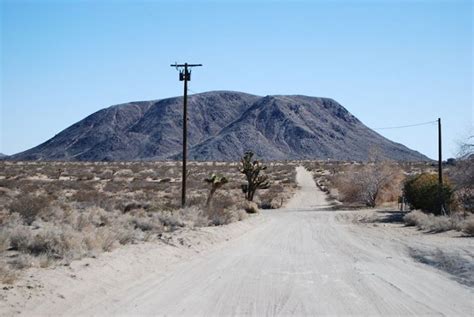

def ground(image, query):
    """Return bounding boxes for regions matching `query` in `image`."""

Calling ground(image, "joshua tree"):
[204,173,228,207]
[239,151,270,201]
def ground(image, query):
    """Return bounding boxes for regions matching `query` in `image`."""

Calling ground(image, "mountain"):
[0,153,7,159]
[9,91,429,161]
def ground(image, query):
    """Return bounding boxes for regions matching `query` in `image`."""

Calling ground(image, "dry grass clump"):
[259,184,286,209]
[8,194,53,225]
[0,261,18,284]
[204,194,248,225]
[241,201,259,214]
[403,210,473,234]
[461,215,474,236]
[0,229,9,252]
[206,207,247,226]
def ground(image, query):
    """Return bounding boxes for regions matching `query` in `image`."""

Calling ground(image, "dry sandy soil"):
[1,167,473,316]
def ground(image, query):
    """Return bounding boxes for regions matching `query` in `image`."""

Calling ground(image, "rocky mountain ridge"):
[9,91,428,161]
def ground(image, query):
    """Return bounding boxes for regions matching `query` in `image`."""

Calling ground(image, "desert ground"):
[1,165,472,316]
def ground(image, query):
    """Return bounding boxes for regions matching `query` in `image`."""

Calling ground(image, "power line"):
[373,120,437,130]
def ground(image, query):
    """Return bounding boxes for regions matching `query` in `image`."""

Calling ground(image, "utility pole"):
[438,117,446,215]
[170,62,202,208]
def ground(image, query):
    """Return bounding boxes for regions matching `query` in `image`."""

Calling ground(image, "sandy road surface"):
[5,166,473,316]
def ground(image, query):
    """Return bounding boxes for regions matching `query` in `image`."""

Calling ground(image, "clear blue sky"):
[1,0,472,159]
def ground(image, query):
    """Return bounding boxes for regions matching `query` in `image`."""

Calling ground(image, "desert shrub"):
[98,168,114,180]
[8,254,33,270]
[448,157,474,213]
[9,227,33,252]
[96,228,117,252]
[331,162,403,207]
[208,192,234,211]
[206,207,233,226]
[259,185,284,209]
[403,210,467,233]
[425,216,455,233]
[462,215,474,236]
[204,193,241,225]
[177,207,211,227]
[0,229,9,252]
[0,262,18,284]
[115,228,136,245]
[36,253,56,268]
[122,201,150,213]
[403,173,453,215]
[8,194,52,225]
[130,215,163,232]
[403,210,428,227]
[333,174,362,204]
[25,231,56,255]
[157,209,194,229]
[28,227,85,260]
[82,226,118,253]
[186,195,206,208]
[102,181,125,193]
[70,190,114,210]
[241,201,259,214]
[151,198,181,212]
[237,208,248,220]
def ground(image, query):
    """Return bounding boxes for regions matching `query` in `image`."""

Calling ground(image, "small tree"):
[403,173,453,215]
[333,161,402,207]
[450,135,474,213]
[239,151,270,201]
[204,173,228,208]
[358,162,401,207]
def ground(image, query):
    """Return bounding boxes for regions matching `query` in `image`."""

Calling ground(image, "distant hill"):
[9,91,429,161]
[0,153,7,159]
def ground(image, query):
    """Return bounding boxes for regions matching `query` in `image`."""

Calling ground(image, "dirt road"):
[5,167,473,316]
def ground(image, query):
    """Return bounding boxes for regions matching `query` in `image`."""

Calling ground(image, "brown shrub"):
[241,201,259,214]
[462,215,474,236]
[0,262,18,284]
[9,227,33,252]
[8,194,53,225]
[403,210,429,227]
[130,215,163,233]
[259,185,285,209]
[96,228,117,252]
[330,162,403,207]
[8,254,33,270]
[448,157,474,212]
[0,229,9,252]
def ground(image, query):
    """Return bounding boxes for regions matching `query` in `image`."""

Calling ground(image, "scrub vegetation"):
[0,160,296,283]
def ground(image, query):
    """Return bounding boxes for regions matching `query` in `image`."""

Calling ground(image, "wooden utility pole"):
[170,63,202,207]
[438,117,446,215]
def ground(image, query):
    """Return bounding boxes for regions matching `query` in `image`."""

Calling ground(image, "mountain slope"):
[187,95,425,161]
[10,91,428,161]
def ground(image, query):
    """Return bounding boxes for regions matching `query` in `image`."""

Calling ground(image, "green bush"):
[403,173,453,215]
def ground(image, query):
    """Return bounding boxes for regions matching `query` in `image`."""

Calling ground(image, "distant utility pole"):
[438,117,446,215]
[170,62,203,208]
